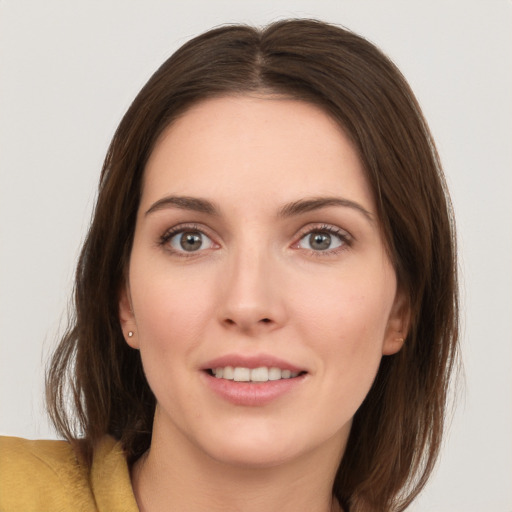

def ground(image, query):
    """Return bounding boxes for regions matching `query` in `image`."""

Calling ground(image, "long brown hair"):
[46,19,459,512]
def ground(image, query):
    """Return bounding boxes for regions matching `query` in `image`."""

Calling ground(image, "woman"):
[0,19,458,512]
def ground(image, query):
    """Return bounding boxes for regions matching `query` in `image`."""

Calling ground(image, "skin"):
[119,95,408,512]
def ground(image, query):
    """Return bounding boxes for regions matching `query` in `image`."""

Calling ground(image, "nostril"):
[222,317,274,329]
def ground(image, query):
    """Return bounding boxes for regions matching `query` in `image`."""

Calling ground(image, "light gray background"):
[1,1,511,510]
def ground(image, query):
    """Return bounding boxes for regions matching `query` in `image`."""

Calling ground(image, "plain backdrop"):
[1,1,511,511]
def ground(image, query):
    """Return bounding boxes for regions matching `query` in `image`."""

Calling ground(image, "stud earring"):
[128,331,134,338]
[396,337,404,343]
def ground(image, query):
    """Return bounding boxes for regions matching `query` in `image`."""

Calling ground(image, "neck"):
[131,412,346,512]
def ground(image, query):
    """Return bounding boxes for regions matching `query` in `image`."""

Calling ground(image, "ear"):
[119,282,139,349]
[382,289,411,356]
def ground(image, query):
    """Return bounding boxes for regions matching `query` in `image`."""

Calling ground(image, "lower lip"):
[202,372,306,406]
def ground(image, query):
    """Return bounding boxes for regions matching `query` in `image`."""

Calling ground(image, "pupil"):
[180,232,202,251]
[310,232,331,250]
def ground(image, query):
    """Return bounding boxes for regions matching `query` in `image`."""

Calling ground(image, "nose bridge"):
[219,235,284,331]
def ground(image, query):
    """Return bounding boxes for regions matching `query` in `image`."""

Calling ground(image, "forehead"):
[141,95,374,213]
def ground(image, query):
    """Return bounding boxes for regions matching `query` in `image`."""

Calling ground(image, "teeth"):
[268,367,282,381]
[211,366,300,382]
[222,366,234,379]
[233,367,250,382]
[251,367,268,382]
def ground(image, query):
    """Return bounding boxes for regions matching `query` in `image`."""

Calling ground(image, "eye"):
[297,228,347,252]
[165,229,215,253]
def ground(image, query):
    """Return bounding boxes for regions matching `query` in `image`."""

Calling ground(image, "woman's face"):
[120,95,407,468]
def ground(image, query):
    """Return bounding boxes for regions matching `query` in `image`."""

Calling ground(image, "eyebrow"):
[278,197,374,222]
[145,196,219,216]
[145,195,373,222]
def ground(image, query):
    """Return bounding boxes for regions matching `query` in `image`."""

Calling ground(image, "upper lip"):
[201,354,305,373]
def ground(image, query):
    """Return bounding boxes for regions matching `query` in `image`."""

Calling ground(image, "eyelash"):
[159,223,215,257]
[158,223,353,257]
[294,224,353,256]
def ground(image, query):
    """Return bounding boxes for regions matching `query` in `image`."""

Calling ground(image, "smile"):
[202,358,307,405]
[210,366,302,382]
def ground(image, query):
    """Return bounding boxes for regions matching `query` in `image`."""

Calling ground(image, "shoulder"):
[0,435,137,512]
[0,436,94,511]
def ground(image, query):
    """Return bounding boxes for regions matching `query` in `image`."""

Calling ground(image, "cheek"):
[294,268,395,380]
[129,259,217,358]
[128,264,219,411]
[299,274,393,342]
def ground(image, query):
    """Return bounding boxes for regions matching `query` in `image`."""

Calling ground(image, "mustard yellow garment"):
[0,435,139,512]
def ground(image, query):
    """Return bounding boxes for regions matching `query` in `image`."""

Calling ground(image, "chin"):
[194,419,348,470]
[207,440,302,469]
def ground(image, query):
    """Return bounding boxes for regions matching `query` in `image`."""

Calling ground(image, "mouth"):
[202,357,307,405]
[206,366,307,382]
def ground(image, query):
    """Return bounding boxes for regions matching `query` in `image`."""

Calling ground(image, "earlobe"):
[119,283,139,349]
[382,290,410,356]
[382,334,406,355]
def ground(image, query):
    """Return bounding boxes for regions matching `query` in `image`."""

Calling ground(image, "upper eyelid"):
[160,223,217,247]
[292,224,354,253]
[162,223,214,238]
[158,222,353,248]
[294,223,353,240]
[160,224,218,256]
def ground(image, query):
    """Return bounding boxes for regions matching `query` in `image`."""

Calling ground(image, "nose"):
[218,245,287,335]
